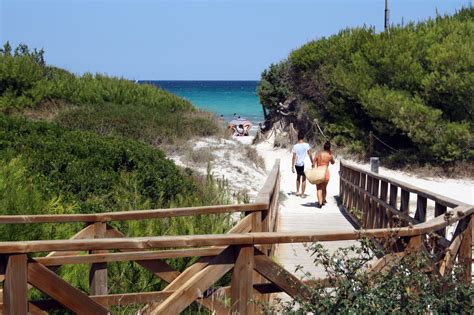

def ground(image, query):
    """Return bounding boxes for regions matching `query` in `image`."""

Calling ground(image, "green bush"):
[0,157,79,241]
[258,7,474,164]
[54,102,216,145]
[0,114,208,214]
[262,240,473,314]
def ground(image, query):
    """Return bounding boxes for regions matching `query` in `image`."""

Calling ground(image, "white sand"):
[169,136,267,201]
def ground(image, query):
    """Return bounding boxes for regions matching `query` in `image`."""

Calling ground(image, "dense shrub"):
[258,7,474,164]
[0,114,209,214]
[262,240,473,314]
[0,43,191,112]
[54,102,216,146]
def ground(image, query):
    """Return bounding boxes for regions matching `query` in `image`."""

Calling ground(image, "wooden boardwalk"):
[262,149,358,279]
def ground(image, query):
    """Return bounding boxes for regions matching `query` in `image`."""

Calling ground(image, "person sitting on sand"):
[292,130,313,197]
[313,141,335,208]
[235,124,245,136]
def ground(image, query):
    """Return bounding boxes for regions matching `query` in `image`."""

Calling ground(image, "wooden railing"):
[0,159,472,314]
[340,161,473,281]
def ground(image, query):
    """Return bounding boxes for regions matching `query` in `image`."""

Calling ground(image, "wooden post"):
[364,176,373,228]
[400,189,410,226]
[370,157,379,173]
[90,222,107,295]
[389,184,398,227]
[347,170,354,209]
[380,181,388,227]
[458,215,472,283]
[354,170,361,211]
[371,178,380,228]
[4,254,28,315]
[231,245,254,315]
[435,203,447,237]
[359,173,366,221]
[415,196,427,223]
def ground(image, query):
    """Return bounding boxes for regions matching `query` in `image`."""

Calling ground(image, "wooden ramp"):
[267,152,358,279]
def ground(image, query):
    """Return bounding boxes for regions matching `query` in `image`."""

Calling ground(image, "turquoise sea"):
[140,81,265,126]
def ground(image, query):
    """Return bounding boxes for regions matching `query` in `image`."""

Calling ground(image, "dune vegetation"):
[258,7,473,166]
[0,43,232,311]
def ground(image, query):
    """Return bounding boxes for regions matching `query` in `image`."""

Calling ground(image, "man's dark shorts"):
[295,165,305,177]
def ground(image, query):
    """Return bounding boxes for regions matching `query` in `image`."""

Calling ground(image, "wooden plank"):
[0,231,254,254]
[364,176,373,228]
[458,215,472,283]
[269,175,280,233]
[90,222,107,296]
[104,226,180,283]
[434,202,447,237]
[354,170,361,212]
[140,215,253,314]
[255,160,280,205]
[148,246,235,314]
[359,173,366,222]
[28,302,48,314]
[346,170,354,209]
[46,223,96,258]
[439,233,463,276]
[388,184,398,227]
[253,248,311,300]
[251,211,262,233]
[36,247,225,266]
[380,181,388,228]
[400,189,410,219]
[367,252,405,274]
[4,254,28,315]
[27,261,108,314]
[371,178,380,229]
[136,260,180,283]
[0,207,472,254]
[29,291,173,310]
[228,214,253,234]
[0,203,268,224]
[415,196,427,223]
[231,245,254,315]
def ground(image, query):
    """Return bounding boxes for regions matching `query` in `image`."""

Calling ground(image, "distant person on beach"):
[313,141,335,208]
[236,124,245,136]
[292,131,313,197]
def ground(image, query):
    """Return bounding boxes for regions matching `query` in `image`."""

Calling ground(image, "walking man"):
[292,130,313,197]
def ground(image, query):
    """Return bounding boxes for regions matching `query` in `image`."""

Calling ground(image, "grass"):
[184,147,216,165]
[245,146,265,170]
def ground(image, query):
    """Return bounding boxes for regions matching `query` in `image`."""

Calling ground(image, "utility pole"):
[384,0,390,30]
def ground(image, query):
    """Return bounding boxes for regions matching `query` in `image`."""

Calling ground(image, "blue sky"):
[0,0,469,80]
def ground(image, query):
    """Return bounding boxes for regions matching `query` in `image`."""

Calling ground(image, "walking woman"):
[313,141,335,208]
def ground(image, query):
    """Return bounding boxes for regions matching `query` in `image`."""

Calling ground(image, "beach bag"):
[305,166,327,185]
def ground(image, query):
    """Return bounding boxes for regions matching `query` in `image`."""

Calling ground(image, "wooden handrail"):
[0,205,471,254]
[0,203,268,224]
[0,160,282,225]
[340,161,468,208]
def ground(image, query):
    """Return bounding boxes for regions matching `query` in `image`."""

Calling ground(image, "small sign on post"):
[370,157,379,173]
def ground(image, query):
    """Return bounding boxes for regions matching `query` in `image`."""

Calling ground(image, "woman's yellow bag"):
[305,166,327,185]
